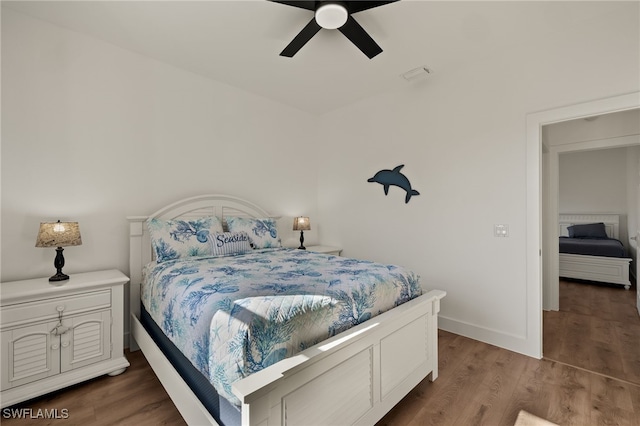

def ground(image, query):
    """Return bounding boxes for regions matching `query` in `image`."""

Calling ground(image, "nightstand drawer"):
[1,290,111,329]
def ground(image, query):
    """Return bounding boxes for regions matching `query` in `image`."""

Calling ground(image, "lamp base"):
[298,230,306,250]
[49,272,69,282]
[50,247,69,282]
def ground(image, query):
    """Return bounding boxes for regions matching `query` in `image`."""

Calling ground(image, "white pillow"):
[147,216,224,262]
[226,217,281,249]
[211,232,252,256]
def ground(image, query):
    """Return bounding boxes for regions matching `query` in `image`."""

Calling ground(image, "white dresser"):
[0,270,130,408]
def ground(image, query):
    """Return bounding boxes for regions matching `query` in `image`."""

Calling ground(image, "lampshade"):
[36,221,82,248]
[293,217,311,231]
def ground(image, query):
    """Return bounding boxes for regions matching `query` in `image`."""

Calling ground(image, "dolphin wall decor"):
[367,164,420,204]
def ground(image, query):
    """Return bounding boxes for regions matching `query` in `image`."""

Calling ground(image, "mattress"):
[140,306,241,426]
[559,237,627,258]
[141,248,424,408]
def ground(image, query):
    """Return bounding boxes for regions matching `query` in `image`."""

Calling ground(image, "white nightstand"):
[306,245,342,256]
[0,269,130,408]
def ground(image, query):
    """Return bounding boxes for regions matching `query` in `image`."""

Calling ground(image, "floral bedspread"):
[142,248,423,407]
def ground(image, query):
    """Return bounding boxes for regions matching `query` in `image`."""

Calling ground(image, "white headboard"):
[558,214,620,238]
[127,194,274,347]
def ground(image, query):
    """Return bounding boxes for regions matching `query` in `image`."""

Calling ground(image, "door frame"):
[544,135,640,310]
[525,92,640,358]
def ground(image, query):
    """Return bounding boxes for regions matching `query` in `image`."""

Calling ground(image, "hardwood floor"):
[4,282,639,425]
[1,349,186,426]
[378,330,640,426]
[543,279,640,385]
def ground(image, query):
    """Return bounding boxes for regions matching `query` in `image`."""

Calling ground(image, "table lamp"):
[293,216,310,250]
[36,220,82,282]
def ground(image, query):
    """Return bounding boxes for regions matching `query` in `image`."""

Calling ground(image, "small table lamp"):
[293,217,311,250]
[36,220,82,282]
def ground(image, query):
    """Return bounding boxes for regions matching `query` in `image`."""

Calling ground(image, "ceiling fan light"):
[315,3,348,29]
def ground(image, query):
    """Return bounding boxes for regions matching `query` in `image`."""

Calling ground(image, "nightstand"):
[0,269,130,408]
[306,245,342,256]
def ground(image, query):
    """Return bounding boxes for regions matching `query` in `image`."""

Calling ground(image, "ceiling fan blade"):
[280,18,322,57]
[269,1,316,11]
[348,1,399,14]
[338,15,383,59]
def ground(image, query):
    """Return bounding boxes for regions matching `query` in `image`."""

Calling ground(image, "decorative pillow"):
[211,232,252,257]
[567,222,608,239]
[226,217,281,249]
[147,216,224,262]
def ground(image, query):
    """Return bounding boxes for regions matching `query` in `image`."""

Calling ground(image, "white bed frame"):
[559,214,631,290]
[128,194,446,426]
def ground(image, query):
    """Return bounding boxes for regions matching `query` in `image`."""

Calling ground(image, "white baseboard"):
[439,316,539,359]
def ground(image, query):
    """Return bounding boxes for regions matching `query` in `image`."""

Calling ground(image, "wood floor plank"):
[544,280,640,386]
[546,362,591,426]
[542,310,564,361]
[1,350,187,426]
[615,321,640,384]
[434,343,503,426]
[591,315,617,345]
[588,287,611,320]
[457,347,530,426]
[590,339,625,379]
[591,375,637,426]
[560,311,592,367]
[500,357,557,424]
[629,382,640,419]
[408,338,500,426]
[561,281,591,316]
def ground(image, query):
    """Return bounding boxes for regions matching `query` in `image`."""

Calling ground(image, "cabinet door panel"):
[1,321,60,389]
[60,310,111,372]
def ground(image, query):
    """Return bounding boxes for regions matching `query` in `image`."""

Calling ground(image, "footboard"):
[559,253,631,289]
[233,289,446,426]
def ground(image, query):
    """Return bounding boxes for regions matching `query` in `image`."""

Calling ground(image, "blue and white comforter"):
[142,248,423,407]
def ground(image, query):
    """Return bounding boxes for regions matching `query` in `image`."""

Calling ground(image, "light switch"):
[494,224,509,237]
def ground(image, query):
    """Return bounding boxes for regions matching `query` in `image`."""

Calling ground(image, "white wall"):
[2,3,639,358]
[559,147,633,247]
[316,3,639,355]
[1,8,319,284]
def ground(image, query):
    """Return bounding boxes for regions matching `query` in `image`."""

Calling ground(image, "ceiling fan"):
[270,1,399,59]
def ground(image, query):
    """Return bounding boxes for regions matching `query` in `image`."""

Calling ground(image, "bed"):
[128,194,446,426]
[559,214,631,290]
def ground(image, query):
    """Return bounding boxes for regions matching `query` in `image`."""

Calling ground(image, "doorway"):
[543,111,640,312]
[542,125,640,379]
[525,92,640,358]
